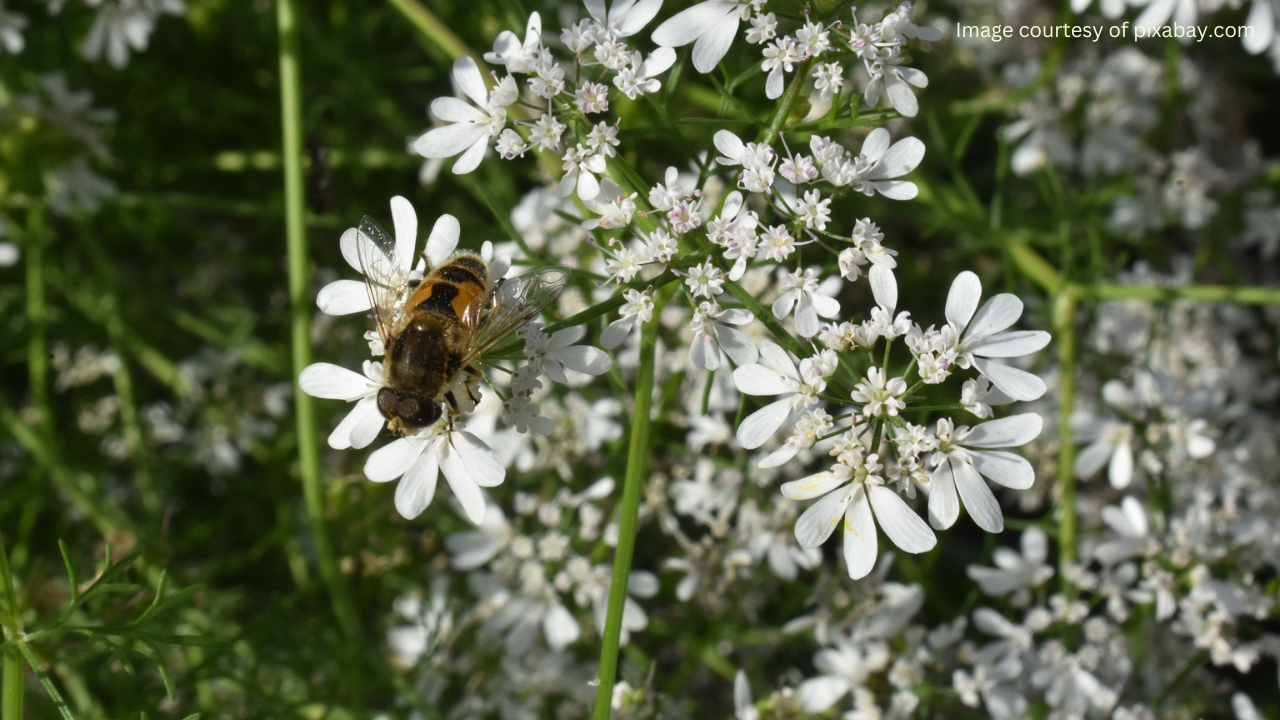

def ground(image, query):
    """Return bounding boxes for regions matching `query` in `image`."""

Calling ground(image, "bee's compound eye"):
[377,388,400,419]
[397,396,442,429]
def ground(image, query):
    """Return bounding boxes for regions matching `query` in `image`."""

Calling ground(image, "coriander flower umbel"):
[944,271,1052,402]
[364,420,505,524]
[414,56,518,175]
[927,414,1043,533]
[614,47,677,99]
[784,443,937,580]
[732,343,836,448]
[652,0,752,73]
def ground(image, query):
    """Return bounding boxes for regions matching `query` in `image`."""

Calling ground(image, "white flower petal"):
[794,484,854,549]
[717,325,759,365]
[928,460,959,529]
[544,602,581,649]
[843,490,878,579]
[869,264,897,312]
[316,280,372,315]
[425,214,460,269]
[1109,441,1134,489]
[414,122,487,159]
[875,138,925,178]
[1074,438,1112,478]
[390,196,418,268]
[871,180,918,200]
[968,330,1051,358]
[365,437,426,482]
[867,484,936,553]
[781,470,848,500]
[1023,526,1049,564]
[733,363,793,396]
[329,396,385,450]
[961,413,1043,448]
[617,0,664,36]
[394,450,440,519]
[577,169,601,201]
[970,449,1035,490]
[299,363,373,400]
[430,96,485,123]
[451,55,488,107]
[713,129,745,163]
[451,136,489,175]
[966,294,1024,339]
[601,318,634,349]
[809,293,841,319]
[885,75,918,117]
[946,271,981,331]
[798,676,851,714]
[974,359,1048,402]
[860,128,890,163]
[339,227,362,271]
[735,398,791,449]
[554,346,612,376]
[653,0,736,48]
[444,430,505,488]
[953,460,1003,532]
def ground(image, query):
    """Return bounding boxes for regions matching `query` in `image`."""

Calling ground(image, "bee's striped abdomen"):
[406,252,488,320]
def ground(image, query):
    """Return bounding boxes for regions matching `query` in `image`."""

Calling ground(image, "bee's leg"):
[462,365,483,403]
[443,390,460,412]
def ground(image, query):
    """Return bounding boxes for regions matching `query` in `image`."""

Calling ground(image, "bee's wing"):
[355,215,410,346]
[459,265,570,367]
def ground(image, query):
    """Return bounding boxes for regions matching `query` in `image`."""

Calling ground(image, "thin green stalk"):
[591,304,659,720]
[1054,285,1081,591]
[1,650,20,720]
[26,204,52,439]
[2,535,24,720]
[277,0,363,651]
[385,0,474,61]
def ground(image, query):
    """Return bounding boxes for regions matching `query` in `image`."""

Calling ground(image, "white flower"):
[684,259,725,299]
[1093,496,1158,566]
[812,62,844,102]
[966,526,1055,597]
[772,268,841,338]
[1074,418,1135,489]
[864,58,928,118]
[527,113,567,153]
[850,128,925,200]
[732,342,831,449]
[613,47,677,99]
[960,377,1010,419]
[484,11,543,73]
[652,0,752,73]
[364,421,505,524]
[761,35,799,99]
[689,302,758,371]
[714,130,776,193]
[851,367,907,418]
[785,454,937,580]
[0,8,25,55]
[413,56,518,175]
[793,189,831,231]
[601,288,654,348]
[944,271,1052,402]
[797,633,891,711]
[927,415,1042,533]
[316,199,460,317]
[796,21,830,57]
[559,144,608,200]
[745,12,775,44]
[574,81,610,113]
[298,360,387,450]
[521,322,613,383]
[583,178,637,229]
[649,166,687,211]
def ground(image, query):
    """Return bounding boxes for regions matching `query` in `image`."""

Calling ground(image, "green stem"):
[591,301,659,720]
[759,58,813,146]
[1054,284,1081,592]
[385,0,474,61]
[277,0,363,654]
[2,534,23,720]
[26,204,52,440]
[1,650,20,720]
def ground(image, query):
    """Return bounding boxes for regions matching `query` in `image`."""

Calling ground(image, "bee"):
[356,215,568,435]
